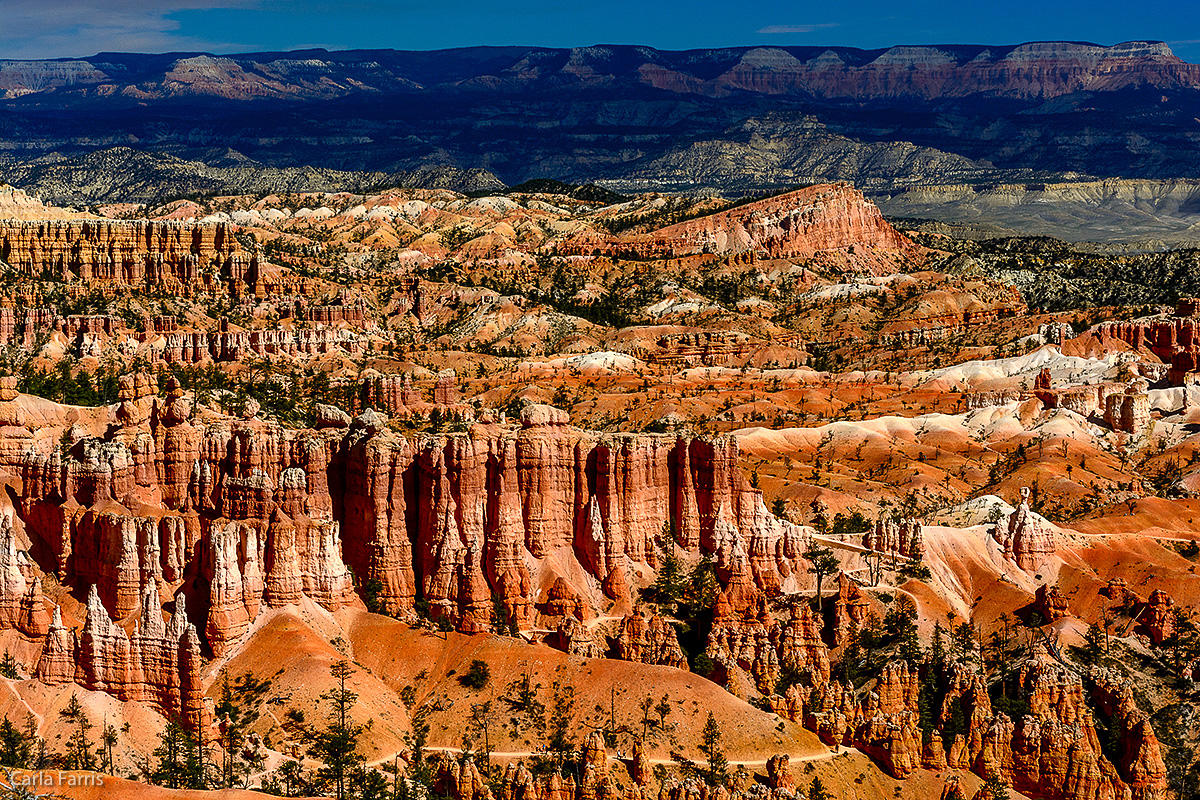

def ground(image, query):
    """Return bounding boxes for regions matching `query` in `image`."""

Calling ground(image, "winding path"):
[368,745,853,769]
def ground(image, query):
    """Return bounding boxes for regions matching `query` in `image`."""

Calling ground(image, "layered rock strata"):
[0,220,261,297]
[991,487,1057,571]
[865,517,923,559]
[0,388,822,725]
[707,591,828,695]
[556,184,924,271]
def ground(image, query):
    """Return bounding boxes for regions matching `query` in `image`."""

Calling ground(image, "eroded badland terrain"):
[1,162,1200,800]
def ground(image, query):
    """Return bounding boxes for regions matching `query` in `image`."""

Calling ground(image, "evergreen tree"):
[59,693,97,771]
[23,713,46,769]
[546,682,575,758]
[469,700,496,775]
[953,622,978,666]
[929,623,947,673]
[682,556,718,618]
[896,614,922,664]
[490,594,518,637]
[262,759,307,797]
[310,660,365,800]
[808,776,831,800]
[214,670,269,786]
[1081,623,1106,666]
[697,712,727,787]
[459,659,491,689]
[835,629,862,687]
[403,704,432,788]
[350,766,392,800]
[149,721,204,789]
[0,716,31,768]
[646,552,684,610]
[802,543,840,611]
[100,718,117,774]
[771,496,788,520]
[983,770,1010,800]
[655,693,672,731]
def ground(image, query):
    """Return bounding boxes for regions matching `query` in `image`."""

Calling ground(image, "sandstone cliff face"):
[1033,584,1071,623]
[0,515,51,638]
[162,325,370,364]
[764,644,1164,800]
[1097,306,1200,386]
[784,659,920,779]
[1089,668,1169,800]
[991,488,1057,572]
[556,184,923,273]
[430,729,617,800]
[0,385,820,727]
[640,42,1200,102]
[1001,653,1127,800]
[831,572,869,648]
[1140,590,1175,646]
[36,585,206,732]
[614,612,688,669]
[864,518,923,560]
[709,592,828,697]
[0,219,261,297]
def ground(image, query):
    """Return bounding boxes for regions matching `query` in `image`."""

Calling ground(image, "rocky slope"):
[2,42,1192,105]
[878,178,1200,245]
[3,42,1200,206]
[0,180,1199,799]
[0,370,816,719]
[558,184,922,271]
[0,218,262,296]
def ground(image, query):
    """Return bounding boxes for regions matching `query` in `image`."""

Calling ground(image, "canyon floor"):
[0,179,1196,800]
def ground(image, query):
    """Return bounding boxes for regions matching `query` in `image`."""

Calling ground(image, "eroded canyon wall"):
[0,378,812,728]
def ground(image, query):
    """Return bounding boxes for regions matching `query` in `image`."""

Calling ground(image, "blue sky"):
[3,0,1199,61]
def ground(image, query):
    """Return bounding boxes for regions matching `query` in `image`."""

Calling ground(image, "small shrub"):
[460,659,491,689]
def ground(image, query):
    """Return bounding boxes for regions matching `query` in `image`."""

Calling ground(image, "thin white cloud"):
[757,23,840,35]
[0,0,259,59]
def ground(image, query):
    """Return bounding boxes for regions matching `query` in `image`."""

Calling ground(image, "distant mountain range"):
[3,41,1200,219]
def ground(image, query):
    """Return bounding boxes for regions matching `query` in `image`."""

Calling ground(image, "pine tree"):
[59,693,97,771]
[351,766,392,800]
[100,718,117,774]
[469,700,496,774]
[837,629,862,686]
[403,704,432,788]
[215,673,246,786]
[697,712,727,787]
[803,543,840,611]
[930,623,947,673]
[310,660,365,800]
[808,776,831,800]
[149,721,203,789]
[771,496,788,520]
[23,713,46,769]
[279,759,307,797]
[983,770,1010,800]
[546,682,575,758]
[263,759,308,797]
[0,716,31,768]
[1082,623,1106,665]
[655,693,672,731]
[683,556,718,618]
[647,553,684,610]
[214,670,268,787]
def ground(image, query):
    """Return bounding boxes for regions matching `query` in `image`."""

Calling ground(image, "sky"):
[2,0,1200,62]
